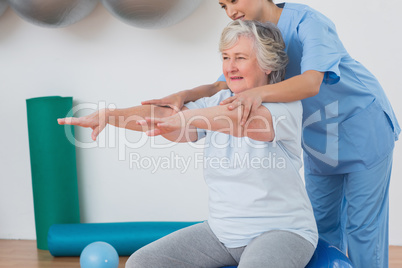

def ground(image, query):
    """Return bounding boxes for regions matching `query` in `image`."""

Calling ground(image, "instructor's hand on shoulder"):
[220,87,263,126]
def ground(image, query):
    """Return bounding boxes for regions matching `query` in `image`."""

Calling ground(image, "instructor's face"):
[218,0,267,21]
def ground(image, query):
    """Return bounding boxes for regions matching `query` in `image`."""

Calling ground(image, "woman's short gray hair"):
[219,20,288,84]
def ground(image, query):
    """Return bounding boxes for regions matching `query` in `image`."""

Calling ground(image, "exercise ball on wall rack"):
[0,0,8,17]
[8,0,99,28]
[101,0,202,29]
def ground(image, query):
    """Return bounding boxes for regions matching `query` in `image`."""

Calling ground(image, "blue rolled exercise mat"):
[48,221,200,256]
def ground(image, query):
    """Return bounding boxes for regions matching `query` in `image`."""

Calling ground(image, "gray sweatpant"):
[126,222,315,268]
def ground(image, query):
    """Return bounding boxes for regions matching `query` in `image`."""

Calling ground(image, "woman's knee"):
[125,248,152,268]
[239,231,315,268]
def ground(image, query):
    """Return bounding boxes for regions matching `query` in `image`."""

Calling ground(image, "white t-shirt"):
[185,89,318,248]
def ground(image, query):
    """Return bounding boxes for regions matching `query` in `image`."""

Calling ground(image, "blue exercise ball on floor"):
[305,238,353,268]
[80,241,119,268]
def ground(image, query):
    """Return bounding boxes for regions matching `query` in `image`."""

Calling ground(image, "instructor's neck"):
[262,2,283,25]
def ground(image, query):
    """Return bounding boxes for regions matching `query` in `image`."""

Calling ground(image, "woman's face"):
[218,0,270,21]
[222,36,270,94]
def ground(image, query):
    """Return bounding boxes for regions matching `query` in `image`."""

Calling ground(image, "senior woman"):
[59,20,317,268]
[143,1,400,267]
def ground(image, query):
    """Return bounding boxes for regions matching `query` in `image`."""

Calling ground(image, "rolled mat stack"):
[48,221,200,256]
[26,96,80,250]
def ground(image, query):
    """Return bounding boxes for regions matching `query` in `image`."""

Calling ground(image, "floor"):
[0,240,128,268]
[0,239,401,267]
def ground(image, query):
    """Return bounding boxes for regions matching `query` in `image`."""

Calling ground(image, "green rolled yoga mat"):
[26,96,80,250]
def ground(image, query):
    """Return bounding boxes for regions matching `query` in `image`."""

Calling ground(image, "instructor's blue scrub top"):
[218,3,400,175]
[277,2,399,175]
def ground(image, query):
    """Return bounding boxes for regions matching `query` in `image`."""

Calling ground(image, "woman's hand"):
[57,109,108,141]
[220,87,263,126]
[141,91,187,111]
[137,113,185,137]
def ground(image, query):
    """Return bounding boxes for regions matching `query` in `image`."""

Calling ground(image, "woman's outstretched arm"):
[58,105,181,141]
[142,103,275,142]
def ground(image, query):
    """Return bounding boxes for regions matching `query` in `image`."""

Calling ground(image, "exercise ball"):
[305,239,353,268]
[101,0,202,29]
[8,0,98,28]
[0,0,7,17]
[80,241,119,268]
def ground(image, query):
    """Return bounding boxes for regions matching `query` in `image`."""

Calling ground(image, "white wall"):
[0,1,401,245]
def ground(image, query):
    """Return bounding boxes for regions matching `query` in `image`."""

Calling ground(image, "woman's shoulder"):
[262,101,303,125]
[207,89,233,105]
[189,89,232,109]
